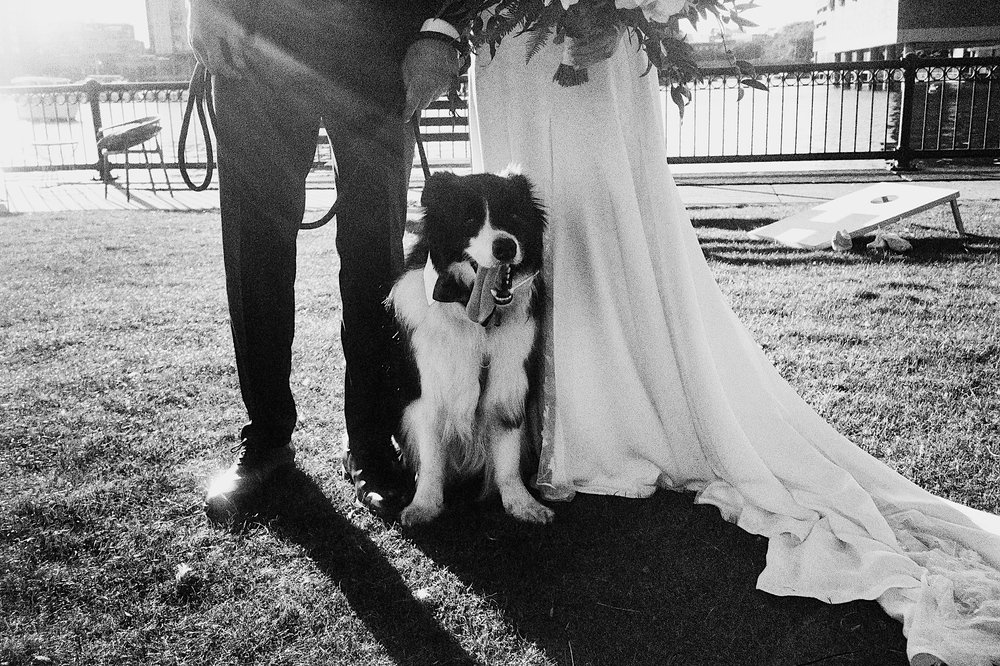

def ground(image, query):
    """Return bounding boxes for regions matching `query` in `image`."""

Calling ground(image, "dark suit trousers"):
[212,41,413,451]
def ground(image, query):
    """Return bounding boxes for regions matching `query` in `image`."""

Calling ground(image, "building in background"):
[0,18,145,83]
[690,22,814,67]
[145,0,196,79]
[78,23,147,72]
[814,0,1000,62]
[0,2,194,83]
[146,0,189,56]
[0,6,25,83]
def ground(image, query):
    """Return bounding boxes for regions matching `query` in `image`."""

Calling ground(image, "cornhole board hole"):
[748,183,964,250]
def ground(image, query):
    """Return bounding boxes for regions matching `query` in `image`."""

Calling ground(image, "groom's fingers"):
[187,0,250,79]
[402,83,420,121]
[403,95,419,123]
[192,39,242,79]
[403,88,421,122]
[190,29,245,78]
[403,76,449,121]
[403,87,440,122]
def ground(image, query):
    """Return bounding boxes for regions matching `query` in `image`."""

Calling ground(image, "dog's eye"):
[464,218,480,230]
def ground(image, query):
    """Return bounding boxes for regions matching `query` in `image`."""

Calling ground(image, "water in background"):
[2,78,997,171]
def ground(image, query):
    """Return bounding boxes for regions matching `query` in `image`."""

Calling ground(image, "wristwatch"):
[419,18,468,56]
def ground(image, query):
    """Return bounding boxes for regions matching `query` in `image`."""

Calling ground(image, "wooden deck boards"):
[1,171,221,213]
[1,170,425,218]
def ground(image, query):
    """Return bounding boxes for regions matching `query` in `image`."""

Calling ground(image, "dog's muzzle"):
[492,237,518,264]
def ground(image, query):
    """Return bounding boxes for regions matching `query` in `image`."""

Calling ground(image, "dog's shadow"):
[407,491,909,666]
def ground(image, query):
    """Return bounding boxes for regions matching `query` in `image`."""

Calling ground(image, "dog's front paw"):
[505,497,555,524]
[400,501,444,526]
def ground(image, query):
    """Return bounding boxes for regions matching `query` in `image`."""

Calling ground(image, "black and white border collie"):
[387,170,554,526]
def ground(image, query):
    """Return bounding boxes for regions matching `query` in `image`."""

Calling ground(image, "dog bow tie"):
[424,255,472,306]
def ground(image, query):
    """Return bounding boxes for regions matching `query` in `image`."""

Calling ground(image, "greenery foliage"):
[466,0,769,115]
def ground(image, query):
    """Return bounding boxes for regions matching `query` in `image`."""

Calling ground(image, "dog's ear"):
[498,162,523,177]
[504,172,535,200]
[421,171,462,209]
[505,172,546,228]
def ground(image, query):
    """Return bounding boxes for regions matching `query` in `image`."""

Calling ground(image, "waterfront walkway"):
[2,163,998,216]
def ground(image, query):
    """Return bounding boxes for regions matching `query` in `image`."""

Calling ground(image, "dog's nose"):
[492,236,518,263]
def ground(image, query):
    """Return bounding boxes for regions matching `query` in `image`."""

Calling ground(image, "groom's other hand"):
[402,31,463,121]
[187,0,254,79]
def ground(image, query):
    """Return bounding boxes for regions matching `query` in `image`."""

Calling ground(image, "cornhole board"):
[748,182,964,250]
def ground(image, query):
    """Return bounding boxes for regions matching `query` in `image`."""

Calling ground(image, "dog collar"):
[423,255,438,306]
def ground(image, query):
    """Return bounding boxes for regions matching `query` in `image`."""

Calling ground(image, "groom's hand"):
[187,0,253,78]
[402,37,461,121]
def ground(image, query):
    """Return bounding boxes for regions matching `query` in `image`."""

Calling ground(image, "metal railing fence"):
[665,54,1000,168]
[1,55,997,177]
[0,78,471,179]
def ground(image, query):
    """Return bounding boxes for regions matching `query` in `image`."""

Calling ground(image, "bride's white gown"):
[468,36,1000,665]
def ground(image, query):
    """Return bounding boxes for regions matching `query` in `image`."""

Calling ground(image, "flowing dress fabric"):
[469,37,1000,665]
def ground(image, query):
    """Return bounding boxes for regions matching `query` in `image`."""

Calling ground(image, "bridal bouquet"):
[467,0,766,114]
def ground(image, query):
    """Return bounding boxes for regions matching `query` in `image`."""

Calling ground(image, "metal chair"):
[97,116,173,201]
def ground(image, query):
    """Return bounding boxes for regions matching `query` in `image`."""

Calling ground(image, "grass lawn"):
[1,202,998,665]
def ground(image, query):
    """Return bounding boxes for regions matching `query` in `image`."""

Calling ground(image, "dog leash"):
[177,64,433,230]
[178,63,216,192]
[413,119,432,181]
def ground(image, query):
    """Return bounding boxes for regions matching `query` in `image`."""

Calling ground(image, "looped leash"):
[178,63,216,192]
[302,122,428,230]
[296,147,342,230]
[177,64,431,231]
[177,63,339,229]
[413,120,432,181]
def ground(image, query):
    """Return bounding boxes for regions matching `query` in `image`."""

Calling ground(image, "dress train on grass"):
[469,36,1000,665]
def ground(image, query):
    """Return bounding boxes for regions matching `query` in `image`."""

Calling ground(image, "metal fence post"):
[893,53,917,171]
[84,78,111,182]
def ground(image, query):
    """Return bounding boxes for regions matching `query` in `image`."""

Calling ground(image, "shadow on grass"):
[699,231,1000,267]
[406,492,908,666]
[229,469,480,666]
[692,216,782,232]
[691,209,1000,266]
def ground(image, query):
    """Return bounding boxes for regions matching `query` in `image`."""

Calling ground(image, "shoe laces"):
[230,441,256,466]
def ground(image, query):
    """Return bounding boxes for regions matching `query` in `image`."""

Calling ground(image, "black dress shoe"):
[342,446,412,518]
[205,442,296,522]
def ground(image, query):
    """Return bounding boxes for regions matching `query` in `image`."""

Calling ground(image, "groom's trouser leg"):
[323,108,414,456]
[211,0,414,460]
[213,74,320,448]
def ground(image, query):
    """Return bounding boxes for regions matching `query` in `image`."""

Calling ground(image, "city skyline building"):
[145,0,190,56]
[0,16,145,83]
[0,1,195,83]
[813,0,1000,62]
